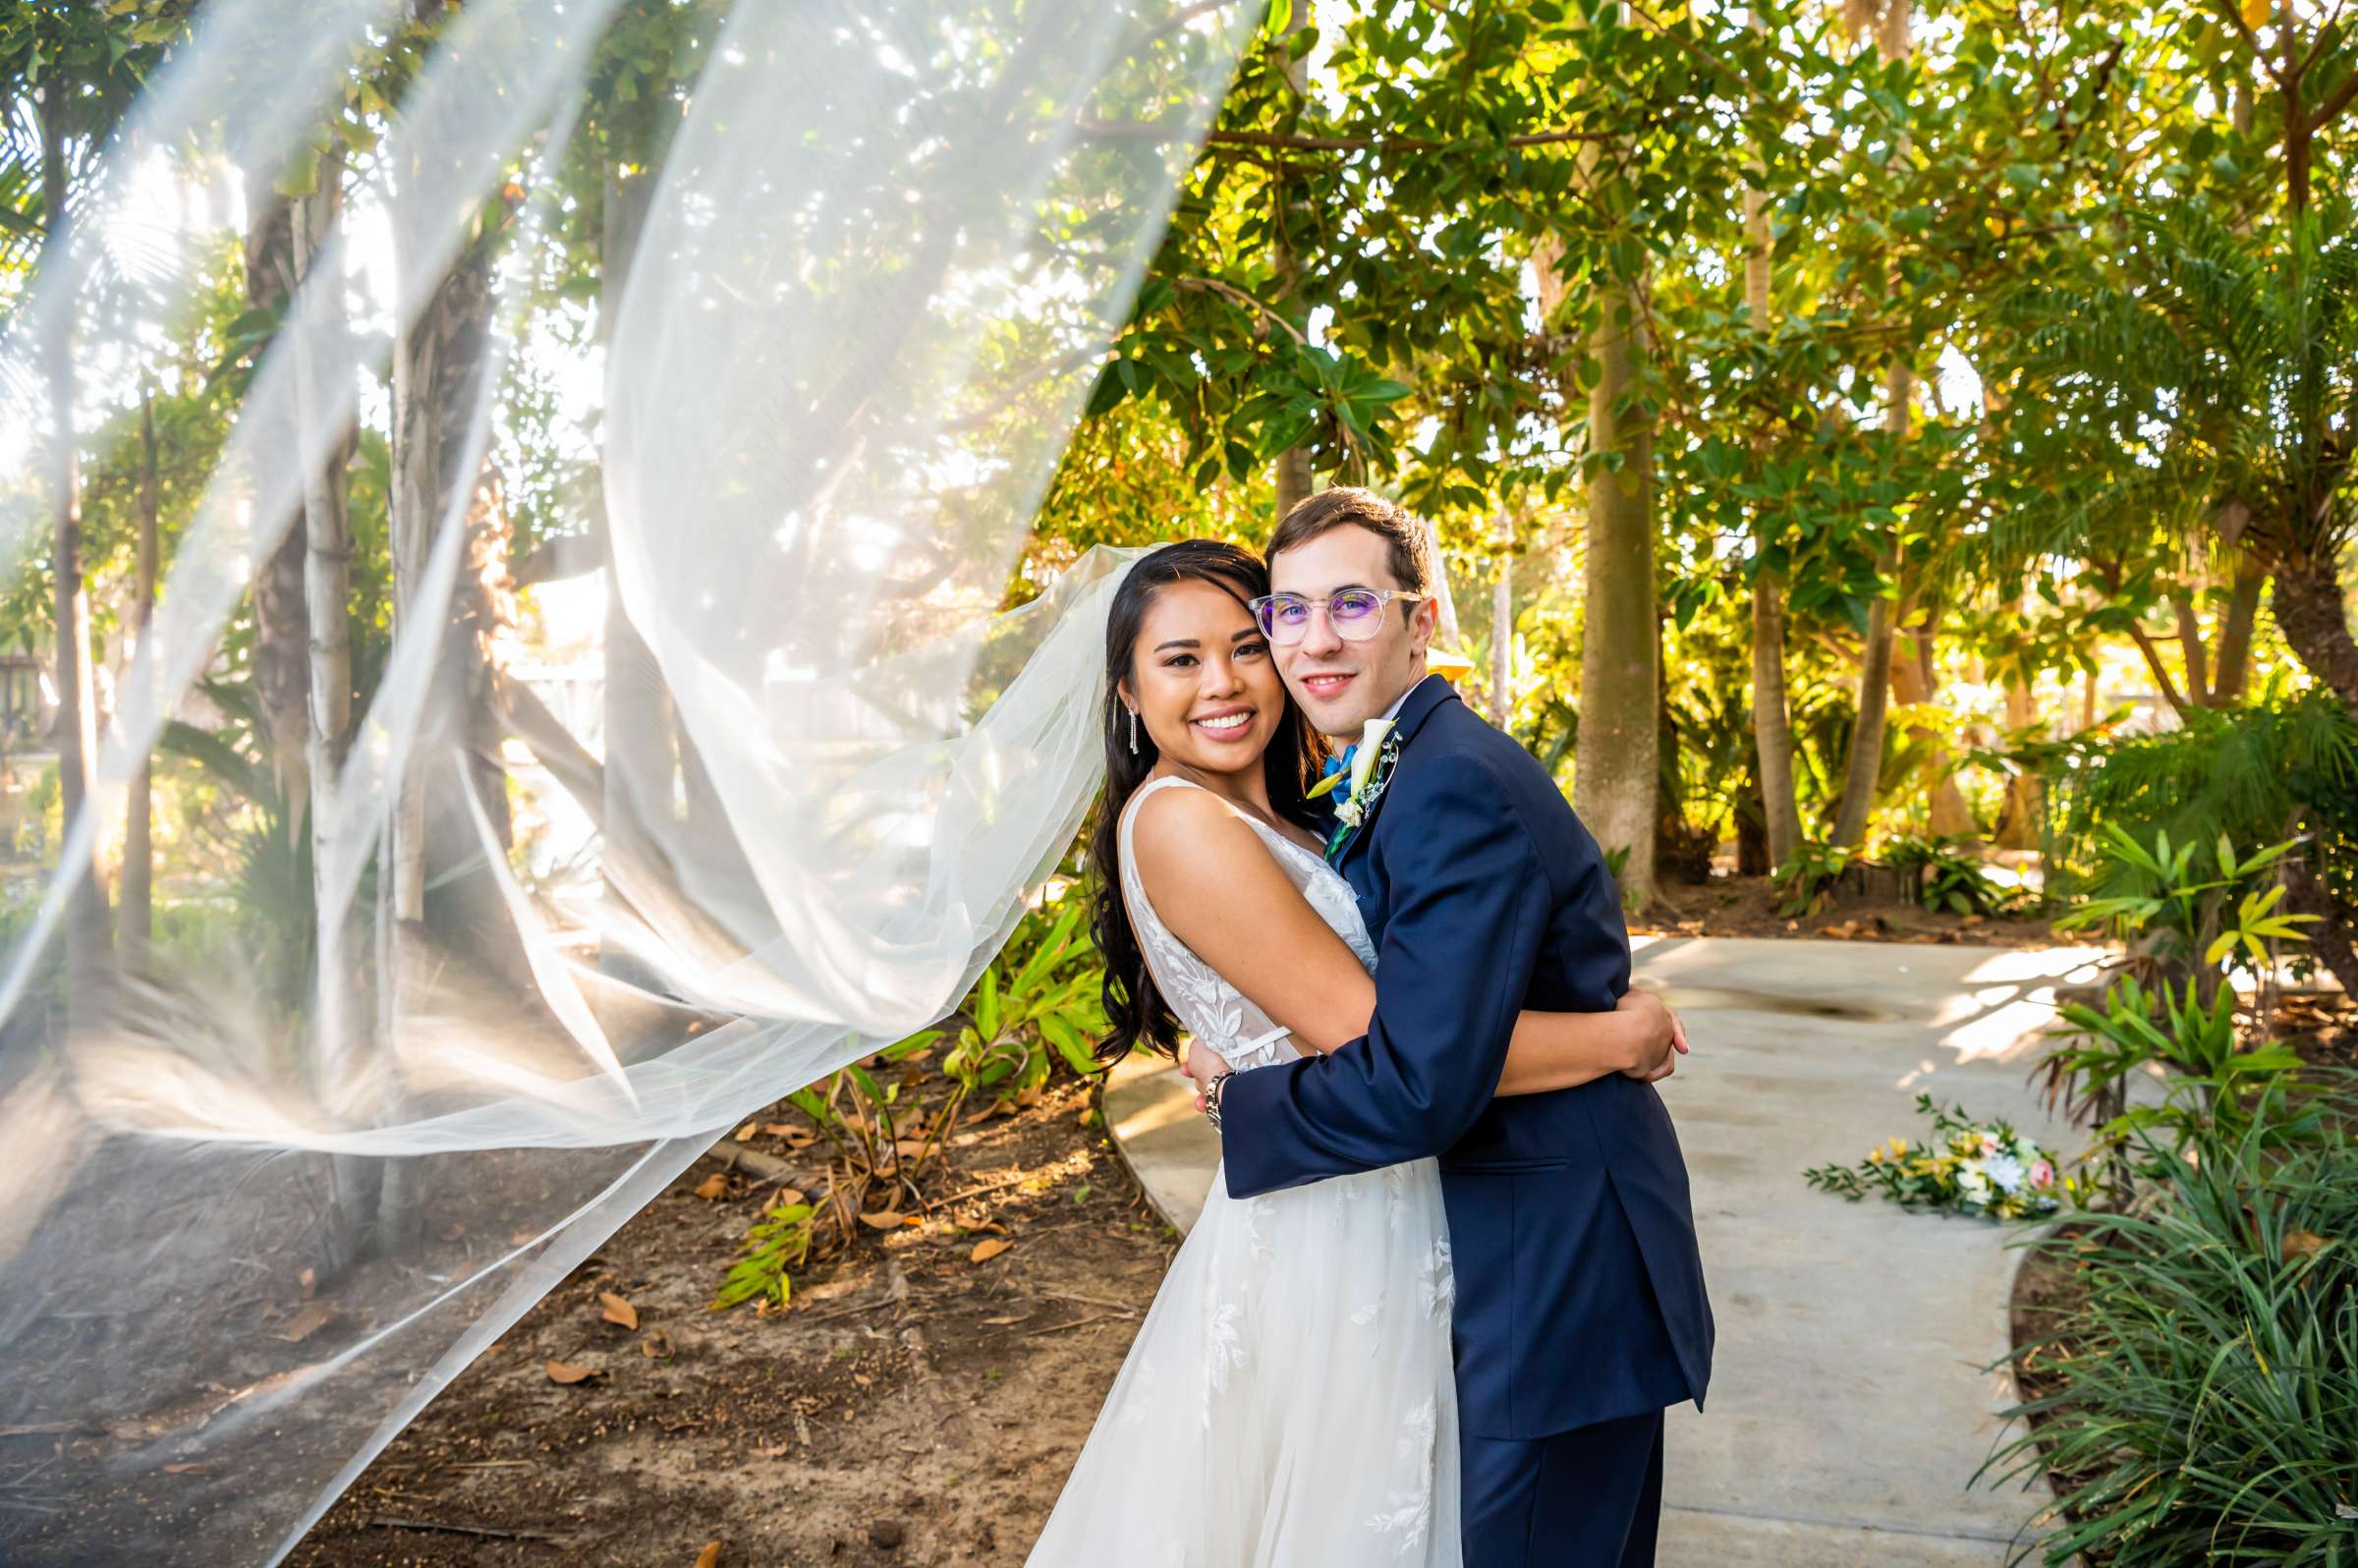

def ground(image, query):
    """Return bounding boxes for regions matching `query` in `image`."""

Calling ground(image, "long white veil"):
[0,0,1244,1559]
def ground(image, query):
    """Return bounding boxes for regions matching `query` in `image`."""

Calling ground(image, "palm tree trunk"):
[37,84,112,1016]
[2271,546,2358,717]
[2211,557,2266,703]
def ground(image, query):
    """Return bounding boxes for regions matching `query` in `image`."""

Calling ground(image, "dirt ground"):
[276,878,2083,1568]
[289,1074,1172,1568]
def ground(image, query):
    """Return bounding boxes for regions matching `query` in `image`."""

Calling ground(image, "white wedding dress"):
[1031,776,1461,1566]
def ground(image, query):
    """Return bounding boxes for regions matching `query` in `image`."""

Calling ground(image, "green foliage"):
[721,877,1110,1312]
[2041,978,2328,1186]
[1770,840,1863,918]
[1805,1093,2080,1222]
[2053,823,2319,989]
[715,1198,815,1313]
[1983,1132,2358,1567]
[2042,693,2358,913]
[1881,832,2013,918]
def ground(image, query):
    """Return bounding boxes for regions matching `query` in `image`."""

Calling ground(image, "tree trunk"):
[1888,624,1977,840]
[1489,512,1513,727]
[120,388,160,965]
[293,140,359,1055]
[1831,586,1896,848]
[1741,128,1802,868]
[1994,673,2042,850]
[241,165,313,809]
[1751,571,1803,865]
[1830,2,1914,849]
[2211,557,2266,704]
[1574,282,1659,908]
[2270,548,2358,719]
[37,86,112,1016]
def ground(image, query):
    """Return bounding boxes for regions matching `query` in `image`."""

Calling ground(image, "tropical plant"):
[2039,977,2327,1195]
[1771,840,1865,919]
[1881,832,2012,918]
[2054,824,2320,1000]
[1983,1130,2358,1567]
[718,875,1113,1311]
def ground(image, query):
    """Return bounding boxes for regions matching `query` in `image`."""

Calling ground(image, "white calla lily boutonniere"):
[1310,717,1401,863]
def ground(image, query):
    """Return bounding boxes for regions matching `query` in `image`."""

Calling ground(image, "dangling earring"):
[1128,706,1141,754]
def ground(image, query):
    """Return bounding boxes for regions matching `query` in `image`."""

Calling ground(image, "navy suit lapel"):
[1332,674,1458,877]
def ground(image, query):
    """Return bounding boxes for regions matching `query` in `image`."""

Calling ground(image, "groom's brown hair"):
[1266,486,1434,594]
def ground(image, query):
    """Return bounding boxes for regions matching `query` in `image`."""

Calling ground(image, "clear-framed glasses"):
[1249,588,1426,644]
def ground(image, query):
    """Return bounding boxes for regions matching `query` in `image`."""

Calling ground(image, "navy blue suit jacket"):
[1220,676,1713,1440]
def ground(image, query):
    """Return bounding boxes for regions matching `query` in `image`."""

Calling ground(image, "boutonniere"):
[1308,717,1401,862]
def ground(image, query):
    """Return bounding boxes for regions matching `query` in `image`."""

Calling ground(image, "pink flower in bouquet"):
[2028,1159,2055,1190]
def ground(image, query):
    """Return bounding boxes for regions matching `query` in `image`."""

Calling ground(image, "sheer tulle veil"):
[0,0,1246,1558]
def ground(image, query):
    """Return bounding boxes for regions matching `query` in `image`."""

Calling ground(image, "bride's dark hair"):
[1089,540,1326,1064]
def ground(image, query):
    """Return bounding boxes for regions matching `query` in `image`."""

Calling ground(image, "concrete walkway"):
[1104,935,2111,1566]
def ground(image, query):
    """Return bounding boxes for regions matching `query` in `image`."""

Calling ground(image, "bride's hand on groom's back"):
[1183,1042,1232,1113]
[1616,989,1688,1084]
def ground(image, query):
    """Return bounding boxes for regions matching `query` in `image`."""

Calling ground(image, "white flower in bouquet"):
[1955,1161,1993,1204]
[1983,1151,2026,1195]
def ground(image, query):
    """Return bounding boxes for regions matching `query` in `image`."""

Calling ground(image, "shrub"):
[1985,1128,2358,1566]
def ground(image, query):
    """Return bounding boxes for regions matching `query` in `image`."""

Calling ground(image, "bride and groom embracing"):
[1029,489,1715,1567]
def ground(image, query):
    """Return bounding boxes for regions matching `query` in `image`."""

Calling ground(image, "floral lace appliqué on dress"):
[1029,777,1461,1567]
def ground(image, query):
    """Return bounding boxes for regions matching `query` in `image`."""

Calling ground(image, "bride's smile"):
[1116,577,1286,779]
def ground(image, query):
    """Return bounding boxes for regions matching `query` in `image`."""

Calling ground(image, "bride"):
[1029,541,1685,1566]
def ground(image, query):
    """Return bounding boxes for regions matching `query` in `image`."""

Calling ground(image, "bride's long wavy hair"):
[1089,541,1327,1064]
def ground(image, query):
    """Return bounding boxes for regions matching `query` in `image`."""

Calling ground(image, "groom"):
[1196,488,1713,1566]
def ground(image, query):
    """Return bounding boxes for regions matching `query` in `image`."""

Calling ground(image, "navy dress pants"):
[1460,1409,1665,1568]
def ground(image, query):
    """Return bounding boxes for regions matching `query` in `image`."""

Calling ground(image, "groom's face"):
[1266,524,1433,741]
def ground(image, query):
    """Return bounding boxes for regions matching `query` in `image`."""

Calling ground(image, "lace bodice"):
[1118,775,1377,1073]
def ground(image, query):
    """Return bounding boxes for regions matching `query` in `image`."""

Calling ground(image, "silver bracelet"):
[1204,1071,1234,1132]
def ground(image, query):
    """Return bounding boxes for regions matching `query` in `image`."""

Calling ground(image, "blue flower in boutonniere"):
[1308,717,1400,862]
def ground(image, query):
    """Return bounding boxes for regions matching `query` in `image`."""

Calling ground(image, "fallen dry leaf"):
[2285,1228,2330,1261]
[161,1463,206,1475]
[599,1291,640,1330]
[774,1187,807,1207]
[859,1210,903,1231]
[279,1303,337,1344]
[761,1122,795,1138]
[297,1266,316,1301]
[643,1328,675,1359]
[545,1360,600,1385]
[895,1139,930,1160]
[693,1541,722,1568]
[970,1237,1012,1264]
[693,1173,728,1202]
[981,1315,1023,1326]
[734,1122,758,1144]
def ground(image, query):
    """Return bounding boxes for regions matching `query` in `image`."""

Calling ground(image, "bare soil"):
[288,1075,1170,1568]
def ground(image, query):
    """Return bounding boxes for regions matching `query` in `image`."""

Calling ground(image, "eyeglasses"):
[1248,588,1425,644]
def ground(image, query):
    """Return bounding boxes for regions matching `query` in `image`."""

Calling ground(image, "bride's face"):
[1121,578,1282,778]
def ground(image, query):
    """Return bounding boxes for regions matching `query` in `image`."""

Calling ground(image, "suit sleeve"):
[1218,750,1551,1197]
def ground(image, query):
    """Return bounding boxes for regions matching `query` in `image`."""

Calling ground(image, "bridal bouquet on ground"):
[1805,1094,2081,1221]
